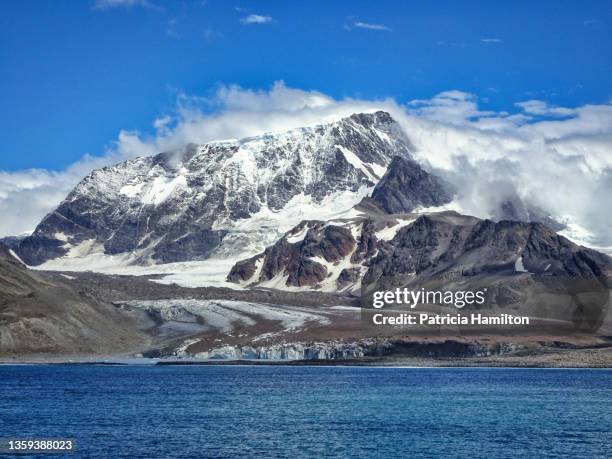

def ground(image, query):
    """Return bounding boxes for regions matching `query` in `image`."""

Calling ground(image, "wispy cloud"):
[515,100,576,117]
[480,38,503,44]
[92,0,153,10]
[240,14,274,25]
[354,21,391,31]
[345,19,391,32]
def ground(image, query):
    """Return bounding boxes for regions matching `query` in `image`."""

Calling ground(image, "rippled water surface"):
[1,365,611,458]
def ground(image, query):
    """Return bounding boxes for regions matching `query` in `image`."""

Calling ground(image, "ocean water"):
[0,366,611,458]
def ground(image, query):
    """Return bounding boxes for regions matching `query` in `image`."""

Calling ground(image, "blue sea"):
[0,366,611,458]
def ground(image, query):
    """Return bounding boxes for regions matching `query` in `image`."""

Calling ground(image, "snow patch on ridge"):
[119,182,145,198]
[8,249,25,265]
[142,175,187,206]
[335,144,381,182]
[119,173,187,206]
[375,218,415,241]
[514,256,528,273]
[286,225,309,244]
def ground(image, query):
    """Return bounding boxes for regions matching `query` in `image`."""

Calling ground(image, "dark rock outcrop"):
[364,215,610,286]
[370,156,452,213]
[228,221,358,288]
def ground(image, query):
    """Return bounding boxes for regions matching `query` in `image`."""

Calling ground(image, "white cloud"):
[480,38,503,44]
[407,90,501,125]
[92,0,153,10]
[516,100,576,117]
[1,82,611,248]
[345,19,391,32]
[353,21,391,31]
[240,14,274,25]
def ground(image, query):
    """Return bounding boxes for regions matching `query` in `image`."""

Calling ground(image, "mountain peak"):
[17,112,413,268]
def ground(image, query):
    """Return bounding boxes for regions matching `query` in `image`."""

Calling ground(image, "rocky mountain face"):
[228,211,611,326]
[17,111,418,267]
[368,155,453,213]
[230,222,347,289]
[0,244,146,356]
[361,213,609,284]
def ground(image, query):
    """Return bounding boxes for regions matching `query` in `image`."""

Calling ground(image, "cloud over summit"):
[0,82,610,249]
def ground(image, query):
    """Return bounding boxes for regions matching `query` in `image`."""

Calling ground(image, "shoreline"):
[1,362,611,369]
[3,347,612,368]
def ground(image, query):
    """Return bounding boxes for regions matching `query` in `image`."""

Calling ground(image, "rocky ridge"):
[0,244,146,356]
[228,211,611,331]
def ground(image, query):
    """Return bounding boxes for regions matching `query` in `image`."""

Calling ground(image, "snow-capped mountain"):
[15,109,609,298]
[18,111,446,274]
[4,110,611,360]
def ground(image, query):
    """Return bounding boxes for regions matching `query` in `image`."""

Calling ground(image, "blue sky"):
[1,0,611,171]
